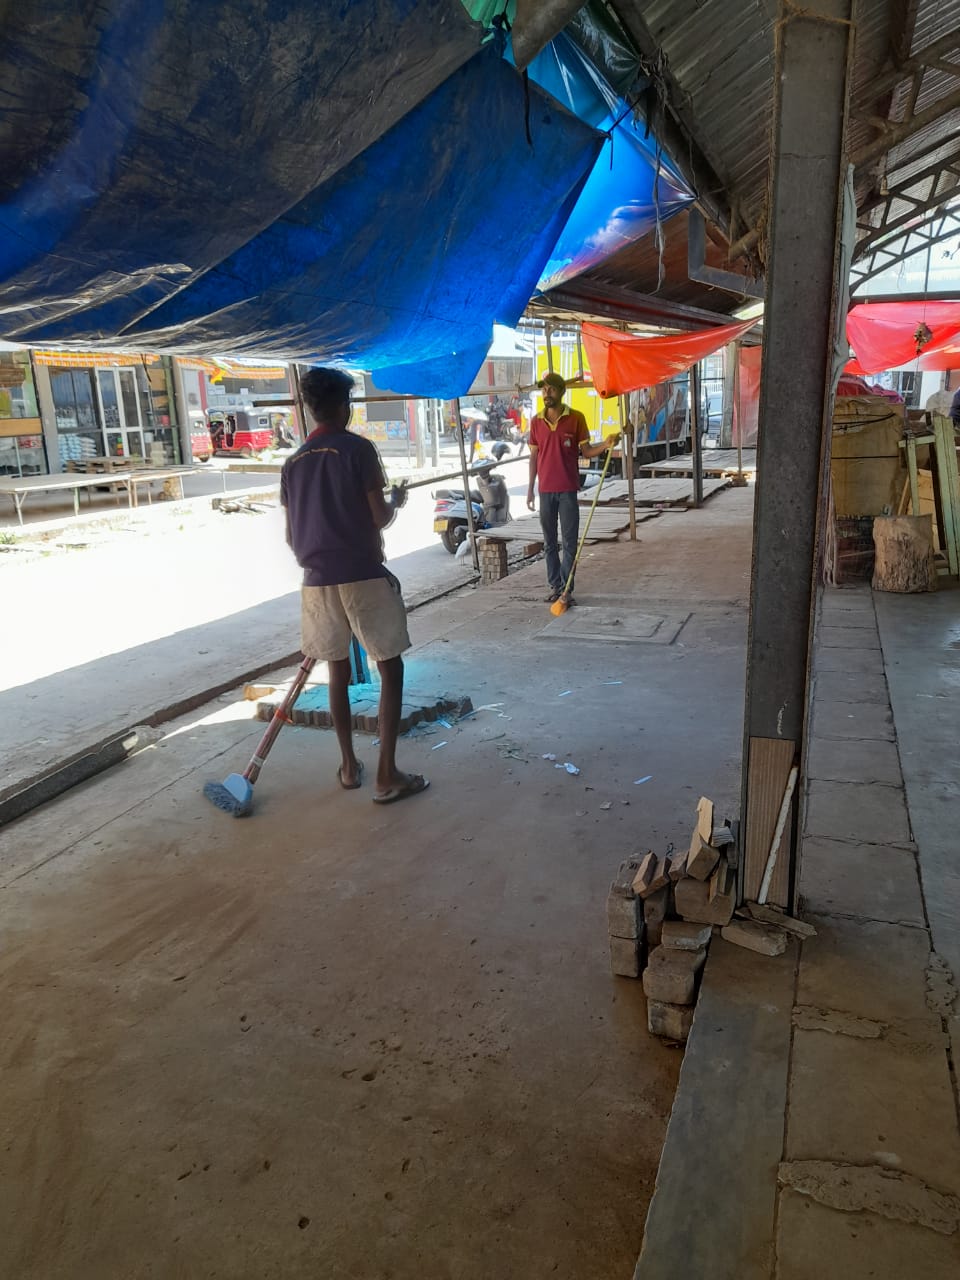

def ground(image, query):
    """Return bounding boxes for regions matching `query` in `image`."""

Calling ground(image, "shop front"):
[32,351,181,468]
[0,350,47,477]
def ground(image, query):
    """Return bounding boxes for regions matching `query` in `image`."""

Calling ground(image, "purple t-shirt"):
[280,430,387,587]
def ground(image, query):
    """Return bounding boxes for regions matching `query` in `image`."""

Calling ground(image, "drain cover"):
[536,607,689,645]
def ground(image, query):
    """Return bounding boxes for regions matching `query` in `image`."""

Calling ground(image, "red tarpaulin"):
[846,300,960,375]
[732,345,762,447]
[580,318,756,397]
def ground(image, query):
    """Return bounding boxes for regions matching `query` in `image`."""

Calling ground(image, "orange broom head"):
[550,596,570,617]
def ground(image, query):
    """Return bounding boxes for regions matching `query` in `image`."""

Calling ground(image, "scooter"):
[433,465,511,554]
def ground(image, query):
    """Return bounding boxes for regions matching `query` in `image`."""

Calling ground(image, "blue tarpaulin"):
[0,2,683,396]
[524,32,694,291]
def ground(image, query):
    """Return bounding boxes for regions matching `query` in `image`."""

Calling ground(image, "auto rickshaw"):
[188,410,213,462]
[209,411,275,457]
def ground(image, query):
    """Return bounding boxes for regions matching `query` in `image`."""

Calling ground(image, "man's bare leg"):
[375,655,413,792]
[329,657,361,786]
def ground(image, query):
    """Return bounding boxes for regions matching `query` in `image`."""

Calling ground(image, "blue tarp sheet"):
[0,3,602,396]
[525,32,694,292]
[0,2,684,396]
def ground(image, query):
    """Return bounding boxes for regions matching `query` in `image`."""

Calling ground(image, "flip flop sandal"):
[337,761,364,790]
[372,774,430,805]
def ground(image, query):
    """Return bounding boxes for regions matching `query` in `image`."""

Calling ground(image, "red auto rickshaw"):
[209,411,275,457]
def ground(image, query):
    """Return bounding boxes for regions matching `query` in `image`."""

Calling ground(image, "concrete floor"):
[636,579,960,1280]
[0,487,753,1279]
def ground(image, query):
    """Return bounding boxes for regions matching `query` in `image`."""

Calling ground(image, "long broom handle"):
[560,441,616,599]
[244,656,316,783]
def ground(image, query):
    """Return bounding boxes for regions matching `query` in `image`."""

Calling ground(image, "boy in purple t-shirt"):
[281,368,428,805]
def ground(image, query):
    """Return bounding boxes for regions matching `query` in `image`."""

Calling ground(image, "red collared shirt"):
[530,405,589,493]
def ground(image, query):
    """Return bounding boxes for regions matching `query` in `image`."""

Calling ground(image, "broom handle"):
[245,656,316,783]
[560,441,616,599]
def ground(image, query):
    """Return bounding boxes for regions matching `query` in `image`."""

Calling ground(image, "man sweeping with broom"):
[526,372,618,607]
[282,367,428,805]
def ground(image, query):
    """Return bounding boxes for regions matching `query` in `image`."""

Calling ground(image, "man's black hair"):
[300,367,355,423]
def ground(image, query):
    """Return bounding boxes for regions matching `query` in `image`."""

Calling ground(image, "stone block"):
[799,837,924,926]
[647,999,694,1043]
[813,698,895,742]
[631,851,656,896]
[667,848,688,881]
[686,838,719,881]
[807,735,903,785]
[610,857,641,899]
[711,824,734,849]
[662,920,713,952]
[675,873,734,926]
[805,778,915,847]
[609,935,640,978]
[709,856,733,903]
[642,945,705,1004]
[606,889,641,940]
[522,541,544,557]
[643,886,670,949]
[721,920,787,956]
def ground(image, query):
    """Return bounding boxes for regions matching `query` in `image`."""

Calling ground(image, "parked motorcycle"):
[433,465,511,554]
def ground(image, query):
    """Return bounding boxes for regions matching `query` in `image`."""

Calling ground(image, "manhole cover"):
[536,607,689,645]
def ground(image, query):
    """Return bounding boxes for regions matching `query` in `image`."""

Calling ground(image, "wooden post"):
[621,394,637,541]
[689,363,704,508]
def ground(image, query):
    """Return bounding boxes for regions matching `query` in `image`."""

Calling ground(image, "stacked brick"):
[605,795,738,1044]
[606,794,816,1045]
[477,537,508,584]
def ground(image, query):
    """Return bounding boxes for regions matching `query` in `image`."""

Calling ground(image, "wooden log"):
[871,515,936,593]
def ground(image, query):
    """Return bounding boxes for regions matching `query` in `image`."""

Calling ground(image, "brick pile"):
[606,793,815,1044]
[477,537,508,584]
[605,795,736,1044]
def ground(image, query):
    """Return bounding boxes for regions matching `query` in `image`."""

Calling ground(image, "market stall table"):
[126,467,198,507]
[0,472,133,524]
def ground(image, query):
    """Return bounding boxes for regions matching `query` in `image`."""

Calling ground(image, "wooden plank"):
[742,736,797,906]
[640,448,758,477]
[584,476,731,506]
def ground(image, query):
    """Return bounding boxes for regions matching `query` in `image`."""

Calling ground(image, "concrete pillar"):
[740,0,855,908]
[31,362,62,474]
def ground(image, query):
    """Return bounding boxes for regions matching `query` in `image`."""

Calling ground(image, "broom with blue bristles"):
[203,656,315,817]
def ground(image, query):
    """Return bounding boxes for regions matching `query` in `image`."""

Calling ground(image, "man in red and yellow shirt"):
[526,372,618,604]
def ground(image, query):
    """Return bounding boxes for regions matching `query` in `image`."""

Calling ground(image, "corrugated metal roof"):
[590,0,959,294]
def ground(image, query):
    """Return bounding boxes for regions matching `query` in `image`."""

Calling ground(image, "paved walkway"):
[637,583,960,1279]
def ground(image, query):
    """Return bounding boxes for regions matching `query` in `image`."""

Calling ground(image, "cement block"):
[818,625,880,650]
[606,889,641,940]
[721,920,787,957]
[814,645,885,675]
[798,837,924,927]
[786,1028,960,1196]
[647,999,694,1043]
[643,886,669,948]
[805,779,912,847]
[610,857,641,898]
[813,699,895,742]
[609,935,640,978]
[686,838,719,881]
[797,915,934,1027]
[775,1190,960,1280]
[522,541,544,557]
[661,920,713,952]
[806,735,903,785]
[812,667,890,705]
[675,875,734,926]
[642,946,705,1004]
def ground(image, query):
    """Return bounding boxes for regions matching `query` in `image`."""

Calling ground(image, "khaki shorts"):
[301,574,411,662]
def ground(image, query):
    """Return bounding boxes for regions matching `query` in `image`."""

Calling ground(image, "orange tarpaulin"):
[732,345,762,448]
[846,301,960,375]
[580,318,755,397]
